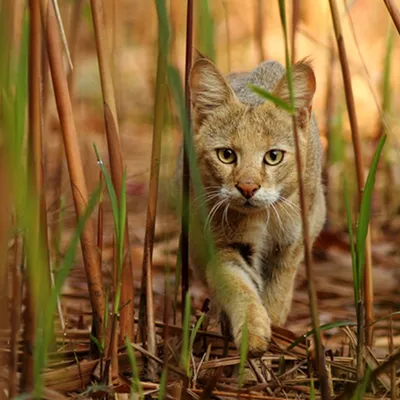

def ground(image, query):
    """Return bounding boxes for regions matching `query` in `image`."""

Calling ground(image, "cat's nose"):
[236,183,260,199]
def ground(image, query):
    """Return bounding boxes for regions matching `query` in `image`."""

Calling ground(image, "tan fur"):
[185,55,326,355]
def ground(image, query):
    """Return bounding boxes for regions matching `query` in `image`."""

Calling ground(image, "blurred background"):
[1,0,400,387]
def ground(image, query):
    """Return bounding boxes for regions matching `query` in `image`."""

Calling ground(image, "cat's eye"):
[217,148,237,164]
[264,149,284,165]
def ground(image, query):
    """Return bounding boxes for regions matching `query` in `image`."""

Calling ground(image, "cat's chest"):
[226,214,300,277]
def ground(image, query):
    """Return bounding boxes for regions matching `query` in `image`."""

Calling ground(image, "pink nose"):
[236,183,260,199]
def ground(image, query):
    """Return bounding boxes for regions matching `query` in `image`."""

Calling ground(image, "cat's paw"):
[234,306,271,357]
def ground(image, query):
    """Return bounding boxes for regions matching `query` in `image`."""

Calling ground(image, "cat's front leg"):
[206,250,271,356]
[262,242,303,325]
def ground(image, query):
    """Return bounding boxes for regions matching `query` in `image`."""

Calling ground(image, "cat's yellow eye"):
[264,149,284,165]
[217,148,237,164]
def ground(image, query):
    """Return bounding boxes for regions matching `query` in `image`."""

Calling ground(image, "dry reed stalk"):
[181,0,193,324]
[291,119,330,399]
[39,0,106,343]
[11,0,25,62]
[277,1,330,396]
[328,0,374,346]
[21,0,44,390]
[389,315,397,400]
[255,0,265,62]
[110,237,119,379]
[163,274,171,370]
[222,1,231,71]
[383,0,400,35]
[90,0,135,344]
[291,0,299,61]
[97,171,104,268]
[138,38,169,380]
[0,152,12,393]
[28,0,52,328]
[9,236,22,398]
[324,39,335,227]
[67,0,83,95]
[0,168,9,334]
[21,266,36,393]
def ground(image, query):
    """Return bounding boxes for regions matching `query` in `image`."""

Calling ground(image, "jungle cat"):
[186,54,326,356]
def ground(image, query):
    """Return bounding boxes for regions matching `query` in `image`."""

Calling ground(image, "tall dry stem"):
[90,0,135,344]
[9,237,22,398]
[278,1,329,397]
[67,0,83,96]
[328,0,374,347]
[22,0,46,390]
[39,0,106,344]
[324,39,335,227]
[291,0,299,61]
[0,150,12,392]
[383,0,400,35]
[139,37,168,384]
[254,0,265,62]
[181,0,193,324]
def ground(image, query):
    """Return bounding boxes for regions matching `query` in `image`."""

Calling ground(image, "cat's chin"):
[231,202,265,214]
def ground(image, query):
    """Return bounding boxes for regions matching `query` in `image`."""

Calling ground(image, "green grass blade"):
[355,135,386,284]
[189,313,205,357]
[369,310,400,327]
[352,365,372,399]
[310,373,316,400]
[89,333,104,355]
[382,26,395,117]
[329,103,345,164]
[180,291,191,376]
[167,65,216,266]
[125,337,144,399]
[344,178,359,305]
[94,144,120,242]
[248,83,294,113]
[118,169,127,274]
[238,317,248,388]
[13,12,29,159]
[155,0,170,58]
[197,0,215,60]
[288,321,357,350]
[158,368,167,400]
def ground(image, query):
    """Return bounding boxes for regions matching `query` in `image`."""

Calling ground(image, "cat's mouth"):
[235,199,264,213]
[243,200,256,208]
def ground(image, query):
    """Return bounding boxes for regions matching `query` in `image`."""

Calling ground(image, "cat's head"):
[189,56,316,214]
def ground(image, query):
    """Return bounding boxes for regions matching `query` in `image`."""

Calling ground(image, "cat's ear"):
[273,60,316,128]
[190,58,237,126]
